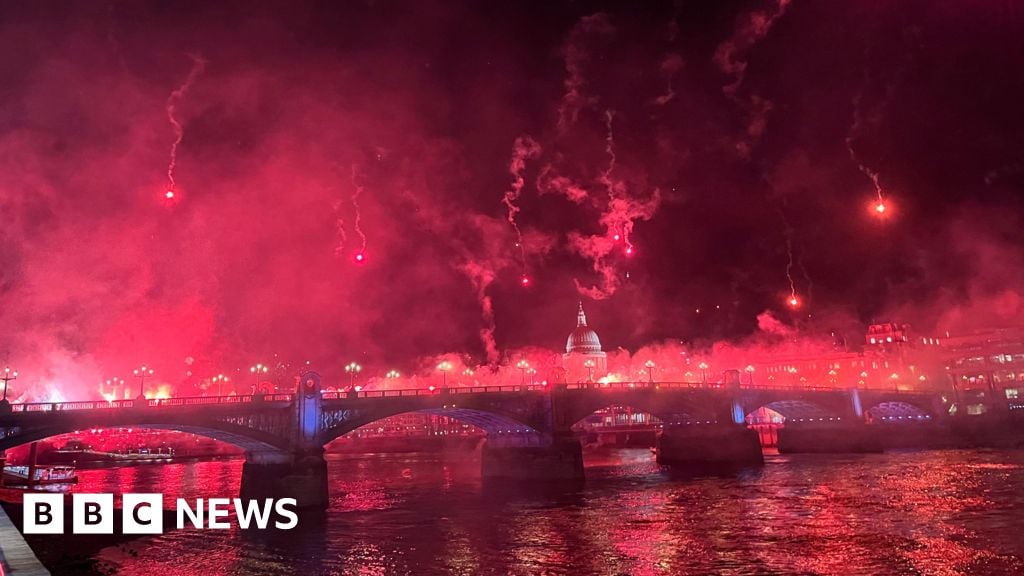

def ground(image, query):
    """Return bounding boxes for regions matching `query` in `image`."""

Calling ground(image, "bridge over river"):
[0,373,949,508]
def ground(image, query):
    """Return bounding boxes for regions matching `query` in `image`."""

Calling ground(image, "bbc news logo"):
[23,494,298,534]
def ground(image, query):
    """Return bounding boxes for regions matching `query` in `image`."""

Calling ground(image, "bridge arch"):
[562,390,724,428]
[318,407,544,446]
[745,400,845,425]
[866,401,933,423]
[0,420,290,454]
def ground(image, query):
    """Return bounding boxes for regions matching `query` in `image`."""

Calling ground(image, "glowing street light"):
[516,359,530,385]
[527,367,537,386]
[385,370,401,379]
[344,362,362,388]
[698,362,709,383]
[584,359,596,383]
[1,367,17,404]
[644,360,655,383]
[250,364,268,393]
[744,364,755,385]
[437,361,452,387]
[104,378,125,400]
[212,374,230,396]
[133,365,154,400]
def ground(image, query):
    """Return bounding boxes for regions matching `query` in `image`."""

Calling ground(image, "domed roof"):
[566,302,603,354]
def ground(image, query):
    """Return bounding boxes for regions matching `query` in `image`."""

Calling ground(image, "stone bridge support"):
[655,392,762,468]
[480,387,584,482]
[241,371,330,509]
[240,448,328,509]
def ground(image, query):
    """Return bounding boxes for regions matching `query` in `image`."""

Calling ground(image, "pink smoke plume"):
[713,0,790,159]
[536,164,589,204]
[654,53,684,106]
[165,54,206,194]
[502,135,542,273]
[459,260,500,365]
[557,12,615,134]
[351,164,367,255]
[570,110,661,299]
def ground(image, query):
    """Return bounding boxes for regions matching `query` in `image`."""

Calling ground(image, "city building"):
[563,302,607,382]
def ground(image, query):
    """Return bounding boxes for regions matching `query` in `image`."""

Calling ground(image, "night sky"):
[1,1,1023,392]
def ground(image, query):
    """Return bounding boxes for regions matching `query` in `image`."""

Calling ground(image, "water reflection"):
[78,449,1024,575]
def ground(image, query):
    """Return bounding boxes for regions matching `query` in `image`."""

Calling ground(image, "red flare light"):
[353,252,366,264]
[788,295,800,308]
[165,190,175,199]
[625,246,634,256]
[613,233,621,241]
[520,275,531,287]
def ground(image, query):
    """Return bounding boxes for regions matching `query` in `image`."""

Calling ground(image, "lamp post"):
[133,365,153,400]
[698,362,709,383]
[745,365,755,386]
[250,364,268,393]
[385,370,400,379]
[437,361,452,388]
[516,360,530,385]
[644,360,655,384]
[1,367,17,407]
[527,367,537,386]
[344,362,362,389]
[212,374,229,396]
[584,359,596,383]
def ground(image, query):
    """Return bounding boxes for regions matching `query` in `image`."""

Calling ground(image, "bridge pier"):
[240,448,328,509]
[480,436,584,482]
[656,425,763,468]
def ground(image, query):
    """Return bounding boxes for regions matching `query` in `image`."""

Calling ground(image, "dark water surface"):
[72,448,1024,575]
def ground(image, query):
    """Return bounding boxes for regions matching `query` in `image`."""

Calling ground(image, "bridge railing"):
[5,382,931,413]
[6,393,295,413]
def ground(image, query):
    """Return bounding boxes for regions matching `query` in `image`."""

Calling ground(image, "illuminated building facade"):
[562,302,607,382]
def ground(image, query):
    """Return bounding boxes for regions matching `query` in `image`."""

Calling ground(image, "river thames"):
[56,448,1024,575]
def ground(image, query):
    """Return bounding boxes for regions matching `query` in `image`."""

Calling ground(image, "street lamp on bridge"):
[133,365,153,400]
[745,365,755,386]
[698,362,709,383]
[527,367,537,386]
[516,359,530,385]
[437,361,452,388]
[1,367,17,409]
[212,374,230,396]
[385,370,401,379]
[250,364,268,393]
[584,359,596,383]
[644,360,655,383]
[344,362,362,389]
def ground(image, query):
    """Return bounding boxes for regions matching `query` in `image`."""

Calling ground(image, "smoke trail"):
[570,110,661,299]
[331,192,348,257]
[654,53,684,106]
[165,54,206,195]
[713,0,790,97]
[784,234,798,307]
[536,165,589,204]
[501,136,542,278]
[460,261,500,365]
[350,164,367,255]
[713,0,790,159]
[846,28,920,210]
[557,13,614,134]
